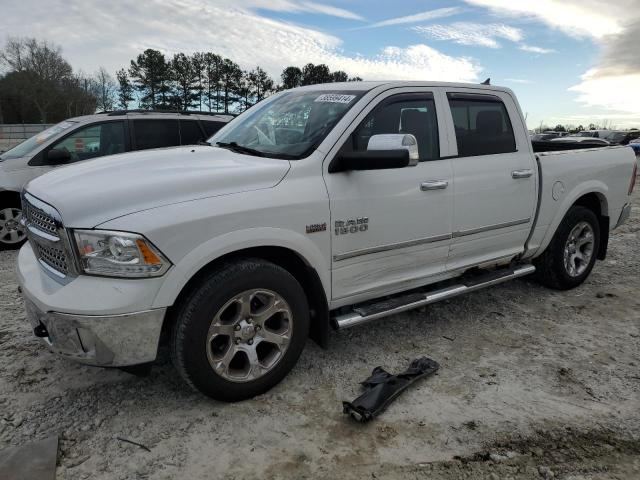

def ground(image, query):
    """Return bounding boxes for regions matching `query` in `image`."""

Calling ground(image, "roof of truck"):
[294,81,515,95]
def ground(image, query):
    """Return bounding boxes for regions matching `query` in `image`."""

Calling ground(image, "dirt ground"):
[1,182,639,480]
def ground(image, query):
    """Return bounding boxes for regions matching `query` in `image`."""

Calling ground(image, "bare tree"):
[93,67,117,112]
[1,37,74,122]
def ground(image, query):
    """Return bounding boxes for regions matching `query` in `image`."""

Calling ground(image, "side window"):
[180,120,204,145]
[349,94,439,161]
[133,119,180,150]
[49,122,125,163]
[447,94,516,157]
[202,120,227,137]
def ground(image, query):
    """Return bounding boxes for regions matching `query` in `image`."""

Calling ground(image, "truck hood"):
[26,146,291,227]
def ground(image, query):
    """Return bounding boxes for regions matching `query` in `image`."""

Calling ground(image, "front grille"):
[22,192,73,279]
[32,242,69,275]
[23,202,58,235]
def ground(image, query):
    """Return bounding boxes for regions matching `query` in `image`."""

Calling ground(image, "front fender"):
[151,227,330,308]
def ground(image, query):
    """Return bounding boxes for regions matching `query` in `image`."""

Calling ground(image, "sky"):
[2,0,639,129]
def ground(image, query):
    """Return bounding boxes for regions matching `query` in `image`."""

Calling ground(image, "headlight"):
[72,230,171,278]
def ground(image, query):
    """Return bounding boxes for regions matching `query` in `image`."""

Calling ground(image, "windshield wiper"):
[216,141,266,157]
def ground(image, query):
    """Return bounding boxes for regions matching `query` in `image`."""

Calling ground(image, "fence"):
[0,124,52,152]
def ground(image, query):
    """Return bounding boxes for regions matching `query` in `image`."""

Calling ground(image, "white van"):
[0,110,233,249]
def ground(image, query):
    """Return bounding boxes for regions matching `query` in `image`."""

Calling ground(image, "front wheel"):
[171,259,309,401]
[534,206,600,290]
[0,205,27,250]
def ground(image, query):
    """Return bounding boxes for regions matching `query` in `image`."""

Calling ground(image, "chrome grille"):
[21,192,73,280]
[23,202,57,235]
[32,242,69,275]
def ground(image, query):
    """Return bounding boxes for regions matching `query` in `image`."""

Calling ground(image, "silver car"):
[0,110,233,249]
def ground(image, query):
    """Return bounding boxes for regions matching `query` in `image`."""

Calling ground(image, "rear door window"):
[133,119,180,150]
[180,120,205,145]
[447,94,516,157]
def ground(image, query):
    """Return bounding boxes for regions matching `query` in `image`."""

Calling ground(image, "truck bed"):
[531,140,609,152]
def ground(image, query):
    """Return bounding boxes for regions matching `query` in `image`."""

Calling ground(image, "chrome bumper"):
[615,203,632,229]
[25,299,166,367]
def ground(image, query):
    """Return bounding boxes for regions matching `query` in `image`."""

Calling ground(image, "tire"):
[0,201,27,250]
[533,206,600,290]
[171,258,310,401]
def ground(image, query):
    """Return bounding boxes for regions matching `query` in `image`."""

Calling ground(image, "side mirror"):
[329,134,420,174]
[368,134,419,166]
[46,148,71,164]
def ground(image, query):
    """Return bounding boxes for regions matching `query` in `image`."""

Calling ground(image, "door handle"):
[512,169,533,179]
[420,180,449,191]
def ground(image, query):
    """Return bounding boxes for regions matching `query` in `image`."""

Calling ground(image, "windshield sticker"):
[314,94,356,104]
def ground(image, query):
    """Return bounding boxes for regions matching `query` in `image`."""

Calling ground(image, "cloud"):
[413,22,523,48]
[518,45,554,54]
[229,0,364,20]
[360,7,462,28]
[0,0,480,84]
[297,1,364,20]
[462,0,624,39]
[504,78,533,84]
[569,71,640,115]
[463,0,639,119]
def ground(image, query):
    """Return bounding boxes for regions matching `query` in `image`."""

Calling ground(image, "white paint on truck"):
[16,81,636,400]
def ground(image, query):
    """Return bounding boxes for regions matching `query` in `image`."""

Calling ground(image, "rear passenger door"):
[445,91,536,270]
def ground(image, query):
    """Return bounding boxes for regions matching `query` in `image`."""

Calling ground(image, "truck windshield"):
[209,90,365,159]
[0,121,76,161]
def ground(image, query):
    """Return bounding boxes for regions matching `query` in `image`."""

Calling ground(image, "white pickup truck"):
[17,82,636,401]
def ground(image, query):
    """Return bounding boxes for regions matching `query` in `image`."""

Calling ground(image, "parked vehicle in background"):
[532,133,561,141]
[0,111,233,249]
[551,136,610,145]
[575,130,610,139]
[602,130,640,145]
[17,81,636,401]
[629,138,640,157]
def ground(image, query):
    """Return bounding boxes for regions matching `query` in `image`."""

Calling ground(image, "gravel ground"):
[1,184,639,480]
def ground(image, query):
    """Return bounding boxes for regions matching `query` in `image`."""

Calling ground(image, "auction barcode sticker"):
[315,94,356,104]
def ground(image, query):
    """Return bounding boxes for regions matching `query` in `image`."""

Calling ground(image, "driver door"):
[324,89,454,303]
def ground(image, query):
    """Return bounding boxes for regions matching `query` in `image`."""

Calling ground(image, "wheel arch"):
[160,245,330,348]
[572,191,609,260]
[536,186,610,261]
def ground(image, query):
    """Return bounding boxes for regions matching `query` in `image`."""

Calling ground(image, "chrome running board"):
[332,264,536,330]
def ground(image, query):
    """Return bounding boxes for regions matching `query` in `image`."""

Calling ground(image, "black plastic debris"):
[343,357,440,422]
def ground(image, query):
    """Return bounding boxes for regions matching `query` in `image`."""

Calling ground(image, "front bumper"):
[25,299,165,366]
[18,242,167,367]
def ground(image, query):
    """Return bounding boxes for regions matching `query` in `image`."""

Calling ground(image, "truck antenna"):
[481,78,491,85]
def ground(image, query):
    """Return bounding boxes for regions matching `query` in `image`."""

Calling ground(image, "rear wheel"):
[534,206,600,290]
[171,259,309,401]
[0,204,27,250]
